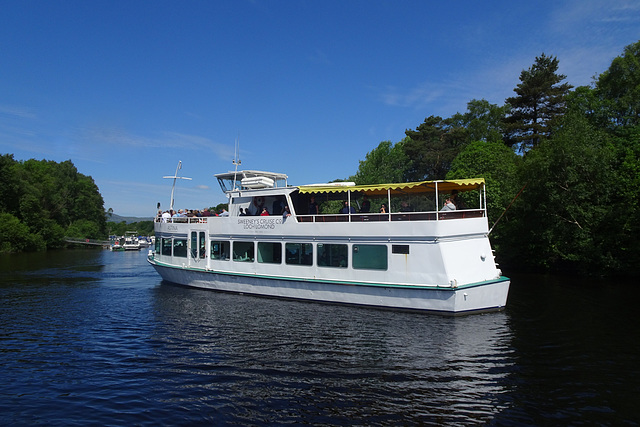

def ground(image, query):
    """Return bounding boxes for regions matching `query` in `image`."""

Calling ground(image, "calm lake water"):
[1,249,639,426]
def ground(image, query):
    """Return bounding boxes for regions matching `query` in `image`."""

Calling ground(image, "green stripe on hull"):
[148,257,508,291]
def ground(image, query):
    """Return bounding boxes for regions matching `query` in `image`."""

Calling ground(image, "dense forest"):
[0,156,107,252]
[350,40,640,277]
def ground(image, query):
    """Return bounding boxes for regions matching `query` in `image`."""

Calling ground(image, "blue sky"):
[1,1,638,217]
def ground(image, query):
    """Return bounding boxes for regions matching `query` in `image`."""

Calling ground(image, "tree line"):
[0,156,107,252]
[350,41,640,277]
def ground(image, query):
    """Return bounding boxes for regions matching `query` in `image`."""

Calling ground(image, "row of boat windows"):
[156,237,411,271]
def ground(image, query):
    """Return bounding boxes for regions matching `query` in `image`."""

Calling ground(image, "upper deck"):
[156,171,488,231]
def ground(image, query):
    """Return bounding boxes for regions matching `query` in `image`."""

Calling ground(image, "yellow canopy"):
[298,178,485,196]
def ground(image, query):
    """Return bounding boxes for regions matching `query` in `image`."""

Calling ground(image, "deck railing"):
[155,209,485,224]
[296,209,484,223]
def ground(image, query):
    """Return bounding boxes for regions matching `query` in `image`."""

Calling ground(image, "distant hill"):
[107,213,153,224]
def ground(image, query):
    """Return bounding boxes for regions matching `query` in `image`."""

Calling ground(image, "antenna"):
[232,134,241,191]
[163,160,192,211]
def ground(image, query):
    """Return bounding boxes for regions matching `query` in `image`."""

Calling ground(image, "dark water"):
[1,249,639,426]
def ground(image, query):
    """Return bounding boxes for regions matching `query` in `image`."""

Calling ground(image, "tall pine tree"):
[504,53,573,152]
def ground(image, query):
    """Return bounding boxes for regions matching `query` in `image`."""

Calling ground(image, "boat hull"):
[148,256,510,315]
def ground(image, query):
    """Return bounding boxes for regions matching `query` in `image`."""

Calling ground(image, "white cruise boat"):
[148,170,510,315]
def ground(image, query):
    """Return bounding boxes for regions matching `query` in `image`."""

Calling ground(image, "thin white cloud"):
[77,127,234,161]
[378,83,446,110]
[307,49,332,65]
[0,104,37,119]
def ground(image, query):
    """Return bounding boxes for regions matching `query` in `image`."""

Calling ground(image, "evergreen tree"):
[504,53,573,152]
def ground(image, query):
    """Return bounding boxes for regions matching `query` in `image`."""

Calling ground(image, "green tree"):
[450,99,510,144]
[512,111,617,273]
[404,115,469,181]
[0,154,20,215]
[447,141,522,224]
[66,219,103,240]
[595,40,640,128]
[504,53,573,152]
[0,212,44,253]
[568,42,640,273]
[352,139,409,184]
[0,156,107,251]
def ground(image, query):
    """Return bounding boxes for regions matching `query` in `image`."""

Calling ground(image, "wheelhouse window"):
[317,243,348,268]
[173,238,187,258]
[285,243,313,266]
[211,241,230,260]
[353,245,388,270]
[257,242,282,264]
[233,241,254,262]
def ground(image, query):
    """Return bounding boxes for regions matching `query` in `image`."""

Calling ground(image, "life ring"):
[253,196,265,207]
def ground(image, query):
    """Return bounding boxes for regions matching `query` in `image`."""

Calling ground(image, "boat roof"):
[214,169,484,196]
[215,170,288,181]
[298,178,485,196]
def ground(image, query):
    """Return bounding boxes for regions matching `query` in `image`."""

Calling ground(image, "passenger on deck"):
[379,204,388,214]
[360,195,371,213]
[219,209,229,217]
[441,198,456,211]
[282,205,291,219]
[340,201,356,214]
[260,207,269,216]
[400,201,412,212]
[308,196,318,215]
[272,198,285,215]
[239,208,247,216]
[450,190,465,209]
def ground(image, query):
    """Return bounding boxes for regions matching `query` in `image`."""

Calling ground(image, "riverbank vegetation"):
[0,157,107,252]
[351,40,640,277]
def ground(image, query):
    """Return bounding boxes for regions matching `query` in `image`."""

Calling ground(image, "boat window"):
[161,238,172,256]
[285,243,313,265]
[211,241,230,260]
[190,232,198,259]
[233,241,254,262]
[199,232,206,258]
[155,238,161,254]
[392,245,410,255]
[173,238,188,258]
[257,242,282,264]
[317,243,348,268]
[353,245,388,270]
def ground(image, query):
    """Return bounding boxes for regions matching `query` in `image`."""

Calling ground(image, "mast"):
[163,161,192,211]
[232,135,241,192]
